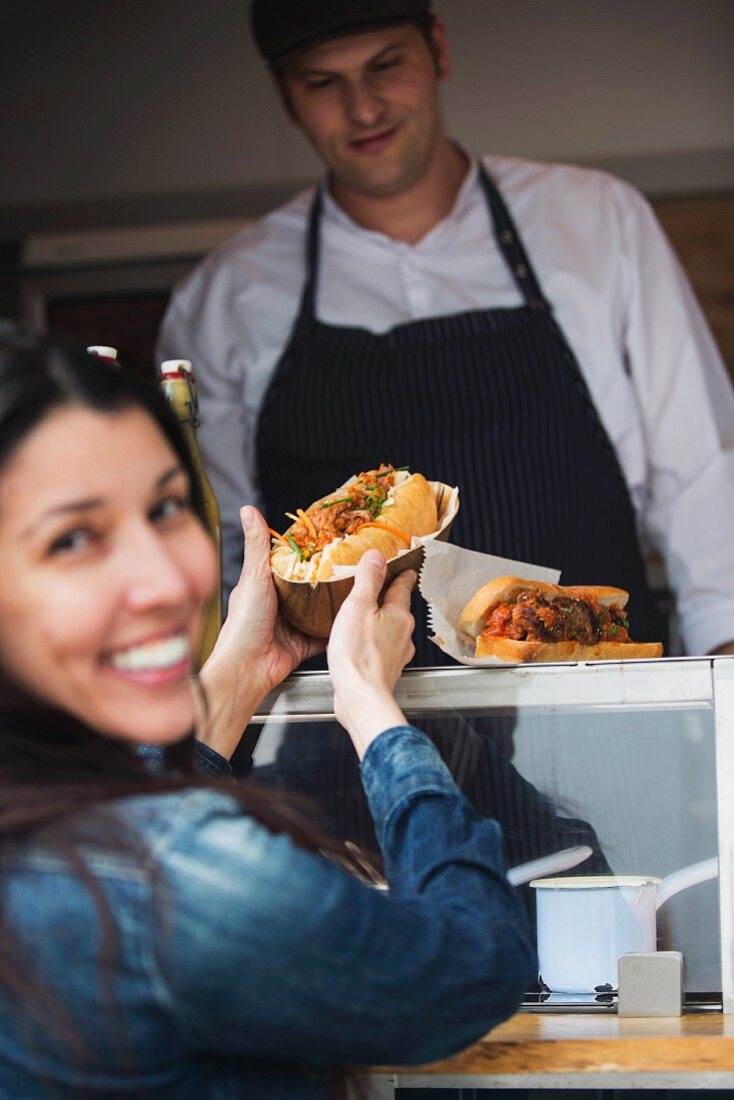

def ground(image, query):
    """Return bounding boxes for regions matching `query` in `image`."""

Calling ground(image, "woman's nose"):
[119,524,191,612]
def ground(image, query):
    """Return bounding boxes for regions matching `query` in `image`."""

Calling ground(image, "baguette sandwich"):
[269,465,438,583]
[459,576,663,662]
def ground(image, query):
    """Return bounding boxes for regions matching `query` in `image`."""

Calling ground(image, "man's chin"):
[334,159,422,200]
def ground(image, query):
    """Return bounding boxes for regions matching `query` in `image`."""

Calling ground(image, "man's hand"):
[199,505,324,757]
[328,550,416,759]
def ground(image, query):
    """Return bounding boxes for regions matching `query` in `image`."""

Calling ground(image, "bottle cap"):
[160,359,193,376]
[87,345,118,361]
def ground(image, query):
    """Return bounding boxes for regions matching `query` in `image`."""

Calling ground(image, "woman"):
[0,339,534,1098]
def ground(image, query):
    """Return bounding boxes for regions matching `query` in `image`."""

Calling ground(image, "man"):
[158,0,734,658]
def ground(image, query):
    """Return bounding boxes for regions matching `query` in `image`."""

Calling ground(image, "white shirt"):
[157,154,734,655]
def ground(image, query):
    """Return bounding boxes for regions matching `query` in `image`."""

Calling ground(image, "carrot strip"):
[297,507,317,539]
[358,521,412,547]
[268,527,290,547]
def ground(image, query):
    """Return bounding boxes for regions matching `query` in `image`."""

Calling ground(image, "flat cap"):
[250,0,431,64]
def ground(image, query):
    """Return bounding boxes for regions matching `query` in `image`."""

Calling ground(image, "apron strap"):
[478,165,550,310]
[298,187,323,324]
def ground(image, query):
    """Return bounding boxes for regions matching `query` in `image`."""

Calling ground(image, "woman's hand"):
[199,506,324,757]
[328,550,416,759]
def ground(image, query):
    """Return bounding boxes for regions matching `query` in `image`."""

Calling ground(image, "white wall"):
[437,0,734,161]
[1,0,733,208]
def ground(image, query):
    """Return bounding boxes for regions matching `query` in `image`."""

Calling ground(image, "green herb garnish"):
[609,623,620,638]
[376,465,409,477]
[365,486,387,518]
[320,497,352,508]
[287,534,305,561]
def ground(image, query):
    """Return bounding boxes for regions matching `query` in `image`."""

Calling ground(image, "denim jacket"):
[0,727,535,1098]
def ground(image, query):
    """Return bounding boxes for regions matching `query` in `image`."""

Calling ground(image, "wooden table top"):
[381,1012,734,1077]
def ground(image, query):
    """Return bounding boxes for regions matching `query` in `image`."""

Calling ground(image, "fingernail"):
[242,506,254,529]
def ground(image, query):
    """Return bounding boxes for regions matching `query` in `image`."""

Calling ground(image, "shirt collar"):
[320,149,482,251]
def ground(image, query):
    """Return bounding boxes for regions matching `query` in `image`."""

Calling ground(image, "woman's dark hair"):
[0,337,362,1097]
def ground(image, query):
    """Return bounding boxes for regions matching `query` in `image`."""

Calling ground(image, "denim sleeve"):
[137,741,233,778]
[192,741,234,778]
[149,726,535,1067]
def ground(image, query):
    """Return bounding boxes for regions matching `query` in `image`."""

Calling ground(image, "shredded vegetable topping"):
[296,508,317,539]
[275,465,410,560]
[286,534,305,561]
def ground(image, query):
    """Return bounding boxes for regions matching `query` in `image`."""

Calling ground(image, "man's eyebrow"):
[368,41,408,61]
[295,39,407,77]
[21,464,184,539]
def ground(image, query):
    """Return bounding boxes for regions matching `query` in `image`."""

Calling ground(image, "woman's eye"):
[150,494,190,523]
[48,528,94,556]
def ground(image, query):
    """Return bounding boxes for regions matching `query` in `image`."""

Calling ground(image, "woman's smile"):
[103,629,192,684]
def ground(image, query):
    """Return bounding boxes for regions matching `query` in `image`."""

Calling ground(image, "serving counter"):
[250,657,734,1093]
[357,1012,734,1095]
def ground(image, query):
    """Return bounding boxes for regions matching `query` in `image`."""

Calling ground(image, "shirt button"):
[515,263,528,278]
[501,229,515,243]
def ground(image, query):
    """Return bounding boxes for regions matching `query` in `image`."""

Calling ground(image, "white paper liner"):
[419,540,560,665]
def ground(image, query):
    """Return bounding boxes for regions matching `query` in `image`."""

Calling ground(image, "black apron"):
[255,166,666,662]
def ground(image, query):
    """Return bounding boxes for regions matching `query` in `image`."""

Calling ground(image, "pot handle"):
[656,856,719,909]
[507,845,592,887]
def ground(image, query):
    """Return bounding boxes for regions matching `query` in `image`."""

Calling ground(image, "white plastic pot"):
[530,857,718,994]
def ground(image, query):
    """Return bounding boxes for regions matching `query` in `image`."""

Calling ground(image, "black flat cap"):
[250,0,431,64]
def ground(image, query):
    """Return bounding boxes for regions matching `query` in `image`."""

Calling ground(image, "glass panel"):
[510,705,719,994]
[245,665,720,1001]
